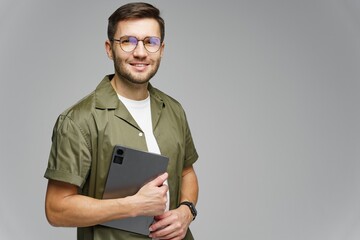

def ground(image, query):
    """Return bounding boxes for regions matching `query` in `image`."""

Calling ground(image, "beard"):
[113,53,161,85]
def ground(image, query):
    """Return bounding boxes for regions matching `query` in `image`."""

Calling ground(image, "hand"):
[148,205,193,240]
[132,172,169,217]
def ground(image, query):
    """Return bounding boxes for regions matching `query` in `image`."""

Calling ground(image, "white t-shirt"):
[117,93,170,212]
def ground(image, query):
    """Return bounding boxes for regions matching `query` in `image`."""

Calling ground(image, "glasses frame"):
[111,36,162,53]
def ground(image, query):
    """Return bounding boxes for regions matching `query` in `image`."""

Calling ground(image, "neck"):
[111,74,149,100]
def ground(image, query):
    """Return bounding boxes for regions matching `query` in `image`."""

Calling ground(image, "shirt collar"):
[94,74,164,110]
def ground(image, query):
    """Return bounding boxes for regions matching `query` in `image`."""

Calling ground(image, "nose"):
[133,40,148,58]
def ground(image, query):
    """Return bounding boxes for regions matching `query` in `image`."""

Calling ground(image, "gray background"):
[1,0,359,239]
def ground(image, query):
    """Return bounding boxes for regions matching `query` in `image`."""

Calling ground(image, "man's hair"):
[107,2,165,42]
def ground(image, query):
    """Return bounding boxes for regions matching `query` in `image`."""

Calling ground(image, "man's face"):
[108,18,164,85]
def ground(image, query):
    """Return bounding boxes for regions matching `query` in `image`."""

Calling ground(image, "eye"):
[121,36,138,45]
[145,37,161,46]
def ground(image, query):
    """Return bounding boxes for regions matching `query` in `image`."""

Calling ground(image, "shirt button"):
[139,132,143,137]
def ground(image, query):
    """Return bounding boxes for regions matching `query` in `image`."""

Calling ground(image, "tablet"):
[100,145,169,235]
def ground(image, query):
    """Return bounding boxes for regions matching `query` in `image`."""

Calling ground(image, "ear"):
[160,42,165,58]
[105,40,113,60]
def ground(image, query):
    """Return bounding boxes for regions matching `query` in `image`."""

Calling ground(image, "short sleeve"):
[44,114,91,188]
[183,112,198,168]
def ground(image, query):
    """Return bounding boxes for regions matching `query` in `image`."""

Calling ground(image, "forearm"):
[45,173,168,228]
[45,180,138,227]
[180,165,199,204]
[46,194,136,227]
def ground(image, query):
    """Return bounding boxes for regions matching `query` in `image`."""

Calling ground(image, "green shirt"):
[44,75,198,240]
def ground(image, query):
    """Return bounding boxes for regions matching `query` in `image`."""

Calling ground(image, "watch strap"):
[179,201,197,220]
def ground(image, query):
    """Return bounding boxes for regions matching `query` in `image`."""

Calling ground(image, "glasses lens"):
[120,36,138,52]
[144,37,161,53]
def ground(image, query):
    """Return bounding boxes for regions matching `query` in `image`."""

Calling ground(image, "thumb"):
[149,172,168,187]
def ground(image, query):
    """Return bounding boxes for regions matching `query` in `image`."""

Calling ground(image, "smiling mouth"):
[130,63,149,67]
[130,63,149,72]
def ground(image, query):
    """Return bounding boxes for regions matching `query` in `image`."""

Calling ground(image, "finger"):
[150,212,172,231]
[149,172,168,187]
[149,225,175,240]
[154,211,171,221]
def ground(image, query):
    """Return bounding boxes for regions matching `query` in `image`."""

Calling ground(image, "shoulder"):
[150,85,185,113]
[60,92,96,123]
[53,91,96,138]
[59,75,116,123]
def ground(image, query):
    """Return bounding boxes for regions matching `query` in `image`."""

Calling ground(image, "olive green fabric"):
[44,75,198,240]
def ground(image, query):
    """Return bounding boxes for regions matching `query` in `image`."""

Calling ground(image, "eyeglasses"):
[112,36,162,53]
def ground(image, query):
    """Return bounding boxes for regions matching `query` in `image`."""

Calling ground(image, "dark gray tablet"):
[100,145,169,235]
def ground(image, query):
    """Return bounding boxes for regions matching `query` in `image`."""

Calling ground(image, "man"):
[44,2,199,240]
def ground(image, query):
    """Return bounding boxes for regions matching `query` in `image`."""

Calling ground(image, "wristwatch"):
[179,201,197,220]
